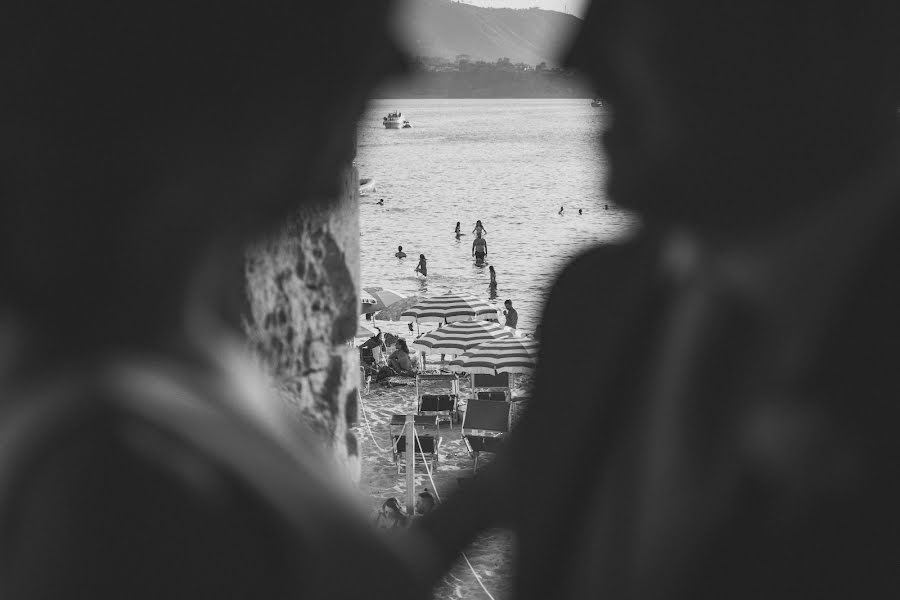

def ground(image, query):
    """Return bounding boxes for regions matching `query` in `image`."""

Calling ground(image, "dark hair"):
[398,246,403,251]
[417,489,435,511]
[395,338,410,354]
[382,498,402,513]
[0,1,404,345]
[419,254,426,260]
[504,299,512,305]
[489,266,495,272]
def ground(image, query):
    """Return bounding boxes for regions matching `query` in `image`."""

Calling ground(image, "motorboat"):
[359,177,377,196]
[383,111,405,129]
[591,98,603,107]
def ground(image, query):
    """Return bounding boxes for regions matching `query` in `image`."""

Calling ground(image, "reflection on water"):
[356,99,639,332]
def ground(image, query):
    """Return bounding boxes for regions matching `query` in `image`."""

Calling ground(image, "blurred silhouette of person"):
[455,221,462,236]
[558,206,564,215]
[489,265,498,290]
[415,1,900,599]
[0,2,433,599]
[395,245,407,258]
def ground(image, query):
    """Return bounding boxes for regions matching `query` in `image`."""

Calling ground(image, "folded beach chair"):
[461,399,511,472]
[417,393,458,428]
[476,390,508,402]
[390,414,440,474]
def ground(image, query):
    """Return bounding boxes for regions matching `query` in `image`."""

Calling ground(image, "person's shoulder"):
[553,232,658,291]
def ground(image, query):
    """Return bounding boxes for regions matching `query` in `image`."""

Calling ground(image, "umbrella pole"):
[405,414,415,515]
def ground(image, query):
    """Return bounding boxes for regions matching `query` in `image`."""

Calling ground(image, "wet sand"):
[353,320,525,599]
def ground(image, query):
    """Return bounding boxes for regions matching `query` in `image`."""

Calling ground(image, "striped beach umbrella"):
[400,292,499,324]
[448,337,540,375]
[410,320,513,356]
[362,287,407,314]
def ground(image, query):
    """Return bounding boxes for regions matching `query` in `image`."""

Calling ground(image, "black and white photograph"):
[1,0,898,598]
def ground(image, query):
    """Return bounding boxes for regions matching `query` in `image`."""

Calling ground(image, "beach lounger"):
[476,390,508,402]
[461,399,511,472]
[418,393,459,428]
[390,414,440,474]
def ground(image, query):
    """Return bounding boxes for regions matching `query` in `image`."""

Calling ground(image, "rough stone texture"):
[244,167,362,481]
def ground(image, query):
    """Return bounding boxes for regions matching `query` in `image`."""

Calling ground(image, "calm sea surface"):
[355,98,639,332]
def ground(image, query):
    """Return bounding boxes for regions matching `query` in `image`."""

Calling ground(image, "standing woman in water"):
[415,254,428,277]
[454,222,461,237]
[489,265,497,288]
[472,220,487,236]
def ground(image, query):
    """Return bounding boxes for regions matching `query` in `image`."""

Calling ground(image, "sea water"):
[356,98,639,332]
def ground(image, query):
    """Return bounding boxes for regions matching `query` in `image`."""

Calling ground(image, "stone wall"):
[243,167,362,481]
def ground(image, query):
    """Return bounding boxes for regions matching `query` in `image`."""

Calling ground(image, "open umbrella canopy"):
[360,291,378,313]
[401,292,499,324]
[355,322,377,338]
[361,287,407,314]
[448,337,540,375]
[410,320,512,356]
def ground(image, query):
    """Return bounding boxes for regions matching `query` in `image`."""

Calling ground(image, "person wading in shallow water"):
[472,233,487,264]
[414,254,427,277]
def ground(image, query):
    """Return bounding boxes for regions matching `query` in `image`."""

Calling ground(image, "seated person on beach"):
[395,245,406,258]
[375,498,408,529]
[388,338,415,375]
[416,490,435,517]
[472,234,487,263]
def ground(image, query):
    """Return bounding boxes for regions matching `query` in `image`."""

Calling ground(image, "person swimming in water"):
[395,245,406,258]
[472,220,487,236]
[578,209,583,215]
[377,198,384,205]
[414,254,427,277]
[558,206,564,215]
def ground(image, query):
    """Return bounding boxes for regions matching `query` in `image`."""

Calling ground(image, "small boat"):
[383,111,405,129]
[591,98,603,107]
[402,120,411,129]
[359,177,377,196]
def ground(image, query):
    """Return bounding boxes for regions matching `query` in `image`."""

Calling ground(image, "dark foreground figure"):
[0,2,434,599]
[417,1,900,598]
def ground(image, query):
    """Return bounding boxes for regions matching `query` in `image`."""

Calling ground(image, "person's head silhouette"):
[566,0,900,234]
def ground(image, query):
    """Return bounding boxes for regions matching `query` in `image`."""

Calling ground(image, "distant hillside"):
[396,0,582,67]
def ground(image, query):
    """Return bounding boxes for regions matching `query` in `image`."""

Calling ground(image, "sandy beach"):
[353,319,526,600]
